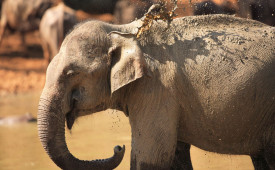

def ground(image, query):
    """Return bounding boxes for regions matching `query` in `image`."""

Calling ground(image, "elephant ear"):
[108,32,147,94]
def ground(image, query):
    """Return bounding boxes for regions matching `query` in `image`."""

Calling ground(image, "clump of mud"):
[136,0,178,38]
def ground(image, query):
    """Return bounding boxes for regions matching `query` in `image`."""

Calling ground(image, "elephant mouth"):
[66,110,76,130]
[66,102,106,130]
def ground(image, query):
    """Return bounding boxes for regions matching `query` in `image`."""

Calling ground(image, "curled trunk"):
[37,97,125,170]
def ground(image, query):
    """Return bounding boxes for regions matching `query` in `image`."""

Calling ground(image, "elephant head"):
[37,21,146,169]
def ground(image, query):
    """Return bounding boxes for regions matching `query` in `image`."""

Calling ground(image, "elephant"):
[63,0,118,14]
[238,0,275,26]
[37,12,275,169]
[0,0,52,46]
[39,2,78,63]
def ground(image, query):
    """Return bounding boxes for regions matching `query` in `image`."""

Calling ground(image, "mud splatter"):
[136,1,178,38]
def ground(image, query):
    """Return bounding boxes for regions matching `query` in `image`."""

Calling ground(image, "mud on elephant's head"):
[38,20,146,169]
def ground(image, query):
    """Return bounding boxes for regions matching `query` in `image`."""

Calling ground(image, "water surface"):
[0,92,253,169]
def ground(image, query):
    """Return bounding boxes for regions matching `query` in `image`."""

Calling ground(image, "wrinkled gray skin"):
[40,2,78,63]
[0,0,52,45]
[38,14,275,170]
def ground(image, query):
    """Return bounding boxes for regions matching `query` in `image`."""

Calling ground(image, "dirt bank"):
[0,31,46,96]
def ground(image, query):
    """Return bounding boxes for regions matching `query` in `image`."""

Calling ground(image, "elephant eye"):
[66,70,78,77]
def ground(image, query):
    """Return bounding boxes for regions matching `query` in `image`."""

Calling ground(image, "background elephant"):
[113,0,153,24]
[63,0,118,14]
[238,0,275,26]
[39,2,78,63]
[0,0,52,46]
[193,1,236,15]
[38,13,275,169]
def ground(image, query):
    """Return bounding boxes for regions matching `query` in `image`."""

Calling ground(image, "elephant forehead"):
[64,33,109,58]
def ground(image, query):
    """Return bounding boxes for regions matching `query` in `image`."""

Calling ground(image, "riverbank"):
[0,31,46,97]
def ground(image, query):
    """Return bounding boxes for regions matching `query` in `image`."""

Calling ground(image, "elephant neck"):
[108,86,132,116]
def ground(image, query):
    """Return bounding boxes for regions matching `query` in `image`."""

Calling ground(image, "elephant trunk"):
[37,96,125,170]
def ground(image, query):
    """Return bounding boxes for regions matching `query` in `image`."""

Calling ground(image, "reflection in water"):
[0,92,253,170]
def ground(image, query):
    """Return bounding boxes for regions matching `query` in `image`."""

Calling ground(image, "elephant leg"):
[251,155,270,170]
[171,141,193,170]
[20,33,26,46]
[20,32,28,57]
[263,124,275,169]
[129,104,179,170]
[41,40,50,64]
[0,14,7,45]
[264,143,275,169]
[130,132,177,170]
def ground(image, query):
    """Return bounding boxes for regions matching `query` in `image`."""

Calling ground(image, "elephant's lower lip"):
[66,99,78,130]
[66,109,76,130]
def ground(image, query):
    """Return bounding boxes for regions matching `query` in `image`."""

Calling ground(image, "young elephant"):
[39,2,78,63]
[0,0,52,46]
[38,14,275,169]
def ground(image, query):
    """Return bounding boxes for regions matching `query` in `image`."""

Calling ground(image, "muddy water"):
[0,92,253,170]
